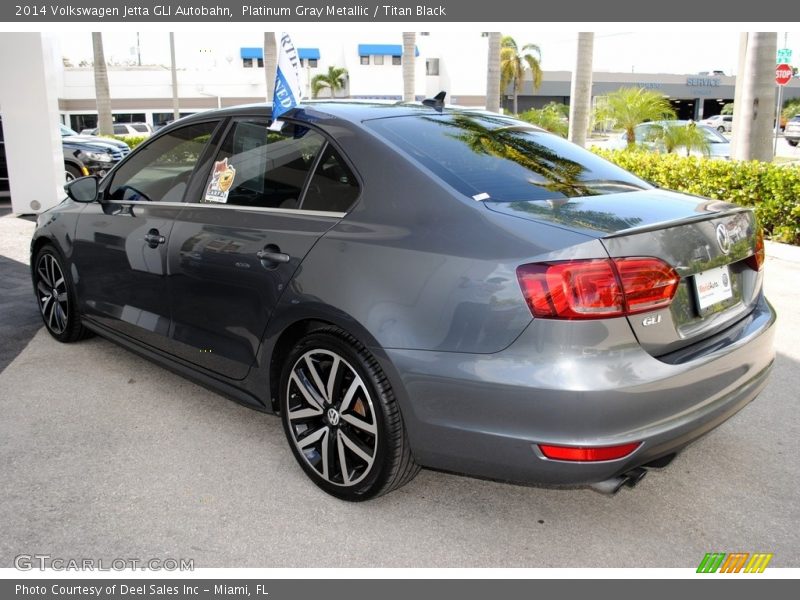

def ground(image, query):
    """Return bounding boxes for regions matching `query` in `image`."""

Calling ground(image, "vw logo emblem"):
[716,224,732,255]
[327,408,340,426]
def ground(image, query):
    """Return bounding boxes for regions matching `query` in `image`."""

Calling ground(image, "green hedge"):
[99,135,149,150]
[592,149,800,245]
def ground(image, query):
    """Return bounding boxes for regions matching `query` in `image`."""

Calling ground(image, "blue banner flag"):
[272,32,303,120]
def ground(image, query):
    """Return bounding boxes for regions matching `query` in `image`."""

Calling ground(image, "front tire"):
[64,164,82,182]
[788,139,799,147]
[279,328,419,501]
[33,245,90,342]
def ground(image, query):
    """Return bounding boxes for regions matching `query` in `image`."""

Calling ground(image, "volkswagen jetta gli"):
[31,102,775,500]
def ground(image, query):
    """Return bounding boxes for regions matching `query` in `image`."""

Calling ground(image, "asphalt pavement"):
[0,208,798,568]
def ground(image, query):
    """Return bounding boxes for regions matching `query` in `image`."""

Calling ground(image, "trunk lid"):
[486,190,764,355]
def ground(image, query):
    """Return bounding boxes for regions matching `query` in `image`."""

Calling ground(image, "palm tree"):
[733,32,777,161]
[567,32,594,147]
[402,32,415,102]
[311,66,348,98]
[91,32,113,136]
[500,36,542,115]
[485,32,502,113]
[264,32,277,101]
[657,123,711,156]
[597,87,676,147]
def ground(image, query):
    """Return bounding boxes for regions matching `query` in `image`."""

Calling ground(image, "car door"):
[166,118,359,380]
[72,120,221,351]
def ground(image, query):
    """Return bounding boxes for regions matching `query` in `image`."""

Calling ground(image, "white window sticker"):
[205,158,237,203]
[694,265,733,310]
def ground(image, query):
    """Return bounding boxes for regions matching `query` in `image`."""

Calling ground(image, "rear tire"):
[788,139,799,147]
[33,245,91,343]
[717,126,725,133]
[279,327,419,501]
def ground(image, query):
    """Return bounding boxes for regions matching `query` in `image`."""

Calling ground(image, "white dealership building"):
[54,31,800,132]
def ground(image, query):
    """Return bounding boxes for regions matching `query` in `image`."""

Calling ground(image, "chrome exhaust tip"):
[589,467,647,495]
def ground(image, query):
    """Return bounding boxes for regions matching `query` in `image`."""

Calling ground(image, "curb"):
[766,240,800,263]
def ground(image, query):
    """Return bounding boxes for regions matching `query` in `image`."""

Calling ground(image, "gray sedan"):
[31,101,774,500]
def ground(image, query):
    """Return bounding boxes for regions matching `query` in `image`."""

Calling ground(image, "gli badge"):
[642,314,662,327]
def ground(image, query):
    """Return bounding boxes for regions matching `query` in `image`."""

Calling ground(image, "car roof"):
[177,100,491,127]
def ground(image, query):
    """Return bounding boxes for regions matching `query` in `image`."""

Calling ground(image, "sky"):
[55,30,800,76]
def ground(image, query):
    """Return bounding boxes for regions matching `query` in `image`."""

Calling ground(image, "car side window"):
[301,145,360,213]
[113,125,128,135]
[106,121,217,202]
[201,120,325,210]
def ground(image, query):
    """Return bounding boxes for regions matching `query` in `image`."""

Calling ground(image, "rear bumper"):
[383,295,776,486]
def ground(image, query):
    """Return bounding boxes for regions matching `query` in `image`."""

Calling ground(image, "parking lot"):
[589,131,800,162]
[1,206,798,568]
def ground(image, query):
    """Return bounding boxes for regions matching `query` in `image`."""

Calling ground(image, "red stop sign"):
[776,63,793,86]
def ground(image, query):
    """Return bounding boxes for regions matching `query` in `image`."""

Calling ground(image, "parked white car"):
[699,114,733,133]
[607,121,731,159]
[81,123,153,139]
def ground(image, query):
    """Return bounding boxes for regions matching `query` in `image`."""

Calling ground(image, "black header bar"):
[3,0,799,22]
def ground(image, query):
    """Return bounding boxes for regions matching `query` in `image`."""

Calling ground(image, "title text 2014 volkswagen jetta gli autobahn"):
[31,101,775,500]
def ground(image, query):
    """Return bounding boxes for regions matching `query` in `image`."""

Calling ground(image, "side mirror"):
[65,176,99,203]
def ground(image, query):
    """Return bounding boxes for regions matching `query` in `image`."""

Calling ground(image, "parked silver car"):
[34,101,774,500]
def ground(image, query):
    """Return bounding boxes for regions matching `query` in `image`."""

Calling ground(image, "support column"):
[0,33,65,214]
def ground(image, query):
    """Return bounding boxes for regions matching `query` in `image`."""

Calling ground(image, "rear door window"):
[301,145,360,213]
[201,120,325,210]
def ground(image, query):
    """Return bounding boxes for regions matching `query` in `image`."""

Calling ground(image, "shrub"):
[518,103,569,137]
[592,148,800,245]
[99,135,148,150]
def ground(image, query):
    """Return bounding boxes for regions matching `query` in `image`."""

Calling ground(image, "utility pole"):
[773,32,788,157]
[169,32,179,120]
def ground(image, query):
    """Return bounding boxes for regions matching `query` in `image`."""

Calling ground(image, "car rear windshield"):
[366,113,651,201]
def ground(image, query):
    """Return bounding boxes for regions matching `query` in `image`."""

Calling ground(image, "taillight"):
[614,258,680,314]
[747,228,765,271]
[516,257,679,320]
[516,260,624,319]
[538,442,642,462]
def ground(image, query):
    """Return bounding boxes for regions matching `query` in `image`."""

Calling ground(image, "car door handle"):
[257,247,290,264]
[144,229,166,248]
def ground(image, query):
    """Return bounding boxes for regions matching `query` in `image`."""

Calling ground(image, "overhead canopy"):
[358,44,420,57]
[239,47,321,60]
[298,48,321,60]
